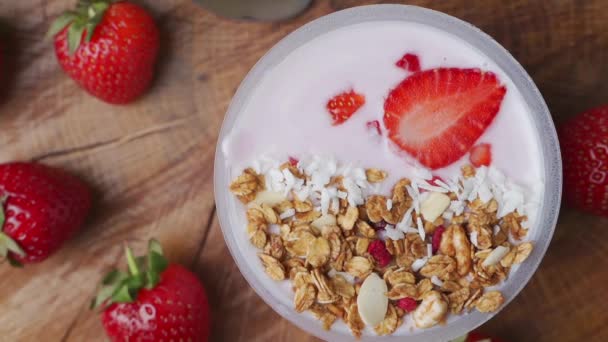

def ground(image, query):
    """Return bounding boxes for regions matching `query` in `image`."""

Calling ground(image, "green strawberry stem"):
[91,239,169,310]
[125,245,140,276]
[0,195,26,263]
[46,0,114,54]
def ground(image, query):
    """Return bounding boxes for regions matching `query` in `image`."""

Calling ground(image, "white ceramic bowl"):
[214,5,561,341]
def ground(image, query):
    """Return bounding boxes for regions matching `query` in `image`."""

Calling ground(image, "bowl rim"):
[213,4,562,341]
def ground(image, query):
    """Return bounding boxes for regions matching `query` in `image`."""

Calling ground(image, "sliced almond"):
[252,190,286,206]
[482,245,510,267]
[356,273,388,327]
[311,214,337,230]
[420,192,451,222]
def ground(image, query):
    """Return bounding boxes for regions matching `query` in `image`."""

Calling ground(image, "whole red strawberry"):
[47,1,159,104]
[465,331,504,342]
[451,331,505,342]
[559,105,608,217]
[0,162,91,264]
[93,240,211,342]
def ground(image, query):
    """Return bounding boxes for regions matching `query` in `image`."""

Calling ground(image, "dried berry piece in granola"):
[396,297,418,312]
[368,240,393,268]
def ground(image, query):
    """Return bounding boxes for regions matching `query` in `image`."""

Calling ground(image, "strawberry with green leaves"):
[93,240,211,342]
[0,162,92,264]
[47,0,159,104]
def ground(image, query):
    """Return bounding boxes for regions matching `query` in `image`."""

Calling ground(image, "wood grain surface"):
[0,0,606,341]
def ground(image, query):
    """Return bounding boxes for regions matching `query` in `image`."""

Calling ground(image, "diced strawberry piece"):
[383,68,506,169]
[431,226,446,254]
[420,175,445,193]
[396,297,418,312]
[428,176,444,187]
[288,156,299,166]
[327,90,365,125]
[367,240,392,267]
[396,53,421,72]
[470,143,492,167]
[366,120,382,135]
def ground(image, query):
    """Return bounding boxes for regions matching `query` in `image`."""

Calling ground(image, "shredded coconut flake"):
[385,225,405,240]
[482,246,510,267]
[427,244,433,257]
[386,199,393,211]
[279,208,295,220]
[343,177,364,207]
[493,225,501,236]
[411,258,428,272]
[396,206,414,230]
[442,211,454,221]
[470,231,479,248]
[430,275,444,287]
[320,188,330,215]
[417,217,426,241]
[450,200,465,216]
[417,181,449,193]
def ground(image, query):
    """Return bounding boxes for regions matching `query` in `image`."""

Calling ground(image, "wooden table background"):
[0,0,606,341]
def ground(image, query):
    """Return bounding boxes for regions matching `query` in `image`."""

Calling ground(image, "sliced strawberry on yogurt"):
[395,53,421,72]
[383,68,506,169]
[327,90,365,125]
[470,143,492,167]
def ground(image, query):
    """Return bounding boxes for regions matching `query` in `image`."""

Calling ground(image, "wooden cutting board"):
[0,0,606,341]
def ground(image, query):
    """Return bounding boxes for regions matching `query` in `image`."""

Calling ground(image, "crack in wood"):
[191,205,216,269]
[59,304,87,342]
[31,115,195,162]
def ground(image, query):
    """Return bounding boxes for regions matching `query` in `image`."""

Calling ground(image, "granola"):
[230,160,537,338]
